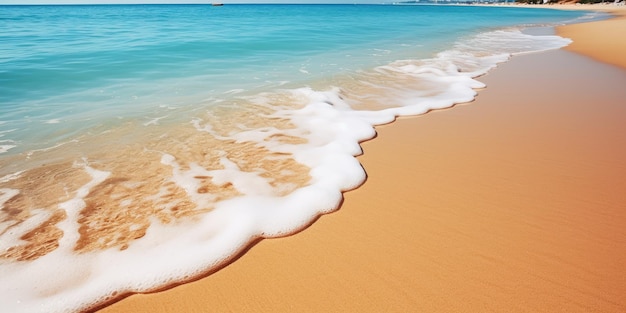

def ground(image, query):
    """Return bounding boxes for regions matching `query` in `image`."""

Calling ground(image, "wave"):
[0,26,571,313]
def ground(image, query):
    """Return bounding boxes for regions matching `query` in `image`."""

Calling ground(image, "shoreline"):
[100,6,626,313]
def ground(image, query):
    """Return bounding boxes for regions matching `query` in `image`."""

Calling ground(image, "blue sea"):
[0,4,592,312]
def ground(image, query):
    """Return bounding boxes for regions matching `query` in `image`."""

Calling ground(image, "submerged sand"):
[100,6,626,313]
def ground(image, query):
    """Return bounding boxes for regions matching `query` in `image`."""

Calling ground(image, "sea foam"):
[0,21,574,313]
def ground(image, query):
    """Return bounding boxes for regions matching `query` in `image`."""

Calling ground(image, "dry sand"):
[559,17,626,68]
[100,6,626,313]
[553,4,626,69]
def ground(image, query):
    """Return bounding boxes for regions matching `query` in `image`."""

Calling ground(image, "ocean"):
[0,4,594,312]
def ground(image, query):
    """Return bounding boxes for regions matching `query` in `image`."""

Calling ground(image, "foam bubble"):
[0,130,18,154]
[143,116,168,126]
[0,145,16,154]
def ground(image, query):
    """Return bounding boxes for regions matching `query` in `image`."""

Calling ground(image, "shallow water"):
[0,4,592,312]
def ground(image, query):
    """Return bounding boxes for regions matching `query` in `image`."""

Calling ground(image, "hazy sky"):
[0,0,389,4]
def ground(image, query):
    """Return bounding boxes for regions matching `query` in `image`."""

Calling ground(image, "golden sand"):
[555,4,626,69]
[99,7,626,313]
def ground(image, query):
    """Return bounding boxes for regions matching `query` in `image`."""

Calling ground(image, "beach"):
[90,5,624,312]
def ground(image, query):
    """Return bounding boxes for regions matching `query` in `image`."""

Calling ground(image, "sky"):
[0,0,388,4]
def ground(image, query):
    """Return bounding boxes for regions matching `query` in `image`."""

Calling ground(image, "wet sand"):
[100,7,626,313]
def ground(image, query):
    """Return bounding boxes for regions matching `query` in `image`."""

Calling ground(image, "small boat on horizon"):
[211,3,224,6]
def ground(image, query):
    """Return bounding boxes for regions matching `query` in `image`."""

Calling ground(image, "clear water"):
[0,4,586,154]
[0,4,589,312]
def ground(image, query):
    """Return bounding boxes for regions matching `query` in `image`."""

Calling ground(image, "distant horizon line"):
[0,3,401,5]
[2,2,488,6]
[0,1,512,6]
[0,0,519,6]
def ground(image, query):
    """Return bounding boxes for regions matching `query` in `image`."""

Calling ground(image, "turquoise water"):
[0,4,584,154]
[0,4,589,312]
